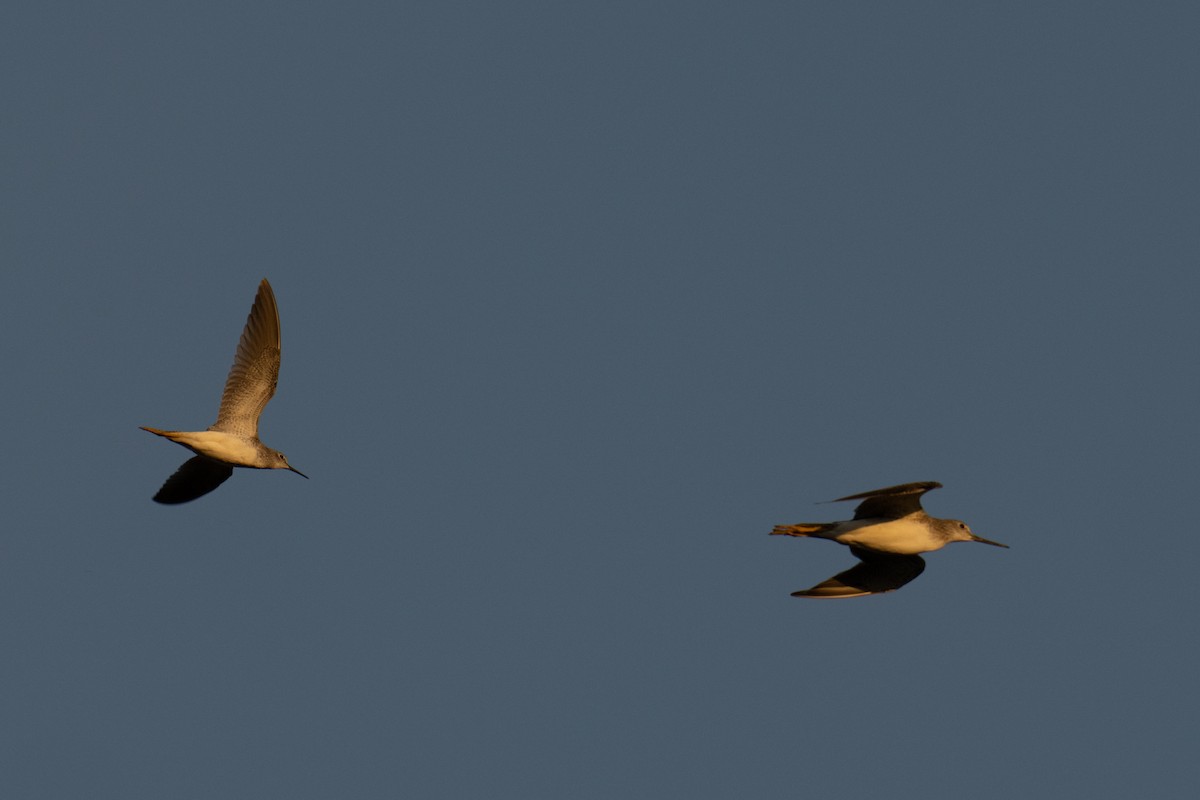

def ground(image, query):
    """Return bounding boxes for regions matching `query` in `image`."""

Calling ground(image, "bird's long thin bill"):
[288,465,309,479]
[971,534,1008,548]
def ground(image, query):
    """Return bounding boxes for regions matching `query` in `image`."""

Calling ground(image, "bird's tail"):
[770,523,836,538]
[140,426,176,438]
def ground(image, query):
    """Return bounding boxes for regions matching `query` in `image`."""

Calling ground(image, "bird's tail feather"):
[770,523,836,537]
[140,426,175,437]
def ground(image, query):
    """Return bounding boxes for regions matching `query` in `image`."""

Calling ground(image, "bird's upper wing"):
[790,549,926,598]
[832,481,942,520]
[212,279,281,437]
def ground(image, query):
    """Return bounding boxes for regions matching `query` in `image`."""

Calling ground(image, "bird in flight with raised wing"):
[141,279,307,504]
[771,481,1006,598]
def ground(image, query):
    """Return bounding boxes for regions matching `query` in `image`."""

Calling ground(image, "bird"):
[141,278,308,504]
[770,481,1006,598]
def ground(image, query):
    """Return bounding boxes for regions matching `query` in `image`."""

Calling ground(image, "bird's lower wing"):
[791,552,926,598]
[152,456,234,504]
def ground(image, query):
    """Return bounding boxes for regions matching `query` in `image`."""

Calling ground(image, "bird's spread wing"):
[152,456,234,504]
[790,549,926,598]
[832,481,942,520]
[213,279,281,437]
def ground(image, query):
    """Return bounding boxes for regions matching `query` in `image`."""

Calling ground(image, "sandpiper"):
[141,279,307,504]
[771,481,1006,598]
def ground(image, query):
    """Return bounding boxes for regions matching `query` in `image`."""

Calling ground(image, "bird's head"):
[270,450,308,478]
[947,519,1007,548]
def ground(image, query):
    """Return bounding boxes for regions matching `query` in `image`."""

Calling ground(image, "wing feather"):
[212,279,281,437]
[831,481,942,520]
[152,456,234,504]
[790,550,926,598]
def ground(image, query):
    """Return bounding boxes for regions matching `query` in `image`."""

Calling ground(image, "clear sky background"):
[2,2,1196,797]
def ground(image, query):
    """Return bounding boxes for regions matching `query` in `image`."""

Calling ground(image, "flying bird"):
[771,481,1006,598]
[141,279,307,503]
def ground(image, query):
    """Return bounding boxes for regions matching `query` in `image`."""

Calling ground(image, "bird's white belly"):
[170,430,260,466]
[832,518,945,555]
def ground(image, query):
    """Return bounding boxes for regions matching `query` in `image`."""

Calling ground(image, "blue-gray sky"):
[2,2,1197,797]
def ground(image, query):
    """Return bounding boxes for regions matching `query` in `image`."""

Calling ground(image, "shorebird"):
[771,481,1006,598]
[141,279,307,504]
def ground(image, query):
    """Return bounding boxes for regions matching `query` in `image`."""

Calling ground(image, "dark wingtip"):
[832,481,942,502]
